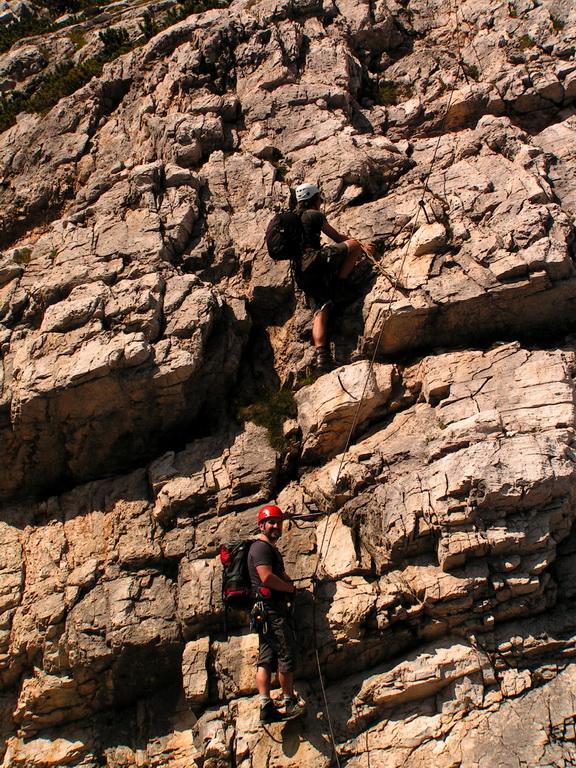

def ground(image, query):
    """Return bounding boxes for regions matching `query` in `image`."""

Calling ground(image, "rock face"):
[1,0,576,766]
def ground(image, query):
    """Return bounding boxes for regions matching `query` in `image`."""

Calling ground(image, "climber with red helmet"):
[248,504,302,723]
[295,182,375,371]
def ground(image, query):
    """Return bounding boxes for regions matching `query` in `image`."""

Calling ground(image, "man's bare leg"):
[278,671,294,697]
[312,306,330,347]
[256,664,272,696]
[311,240,373,366]
[340,239,373,278]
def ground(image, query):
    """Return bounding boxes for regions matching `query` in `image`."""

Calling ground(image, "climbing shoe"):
[314,345,333,371]
[260,700,285,724]
[282,696,304,720]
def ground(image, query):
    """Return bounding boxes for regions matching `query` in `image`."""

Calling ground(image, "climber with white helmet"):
[248,504,302,724]
[294,182,375,370]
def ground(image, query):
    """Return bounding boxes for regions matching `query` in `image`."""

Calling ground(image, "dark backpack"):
[220,539,254,607]
[265,210,305,262]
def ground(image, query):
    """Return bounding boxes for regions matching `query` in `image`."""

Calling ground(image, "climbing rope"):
[307,214,430,766]
[296,0,561,751]
[310,580,343,768]
[358,242,407,291]
[305,27,465,764]
[310,0,467,660]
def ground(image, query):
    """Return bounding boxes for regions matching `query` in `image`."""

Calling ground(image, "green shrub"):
[67,29,87,50]
[0,16,56,54]
[81,6,103,18]
[377,81,398,106]
[141,0,229,40]
[461,62,480,81]
[518,34,534,50]
[27,58,103,113]
[237,390,297,452]
[13,247,32,264]
[164,0,229,25]
[0,91,28,133]
[44,0,83,13]
[294,369,323,389]
[138,11,161,40]
[98,26,130,54]
[0,23,134,131]
[0,1,232,134]
[0,0,125,55]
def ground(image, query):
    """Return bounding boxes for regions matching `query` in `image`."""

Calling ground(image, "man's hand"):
[282,571,296,594]
[360,241,375,258]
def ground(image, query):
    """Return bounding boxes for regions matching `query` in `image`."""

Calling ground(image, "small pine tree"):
[139,12,160,41]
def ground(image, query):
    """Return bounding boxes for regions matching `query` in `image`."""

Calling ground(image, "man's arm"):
[322,220,348,244]
[256,565,295,594]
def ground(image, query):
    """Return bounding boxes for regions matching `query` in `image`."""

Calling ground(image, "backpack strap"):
[289,209,305,285]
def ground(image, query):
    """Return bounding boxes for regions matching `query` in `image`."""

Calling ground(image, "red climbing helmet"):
[257,505,285,523]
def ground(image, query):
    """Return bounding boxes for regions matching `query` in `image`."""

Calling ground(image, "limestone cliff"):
[1,0,576,765]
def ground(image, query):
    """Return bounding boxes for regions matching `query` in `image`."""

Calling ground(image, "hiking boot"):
[260,700,284,724]
[282,696,304,720]
[314,345,333,371]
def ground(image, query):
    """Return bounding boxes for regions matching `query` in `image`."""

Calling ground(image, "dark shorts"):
[297,242,349,312]
[257,611,298,675]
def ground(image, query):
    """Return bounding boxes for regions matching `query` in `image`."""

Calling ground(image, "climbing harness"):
[250,600,268,633]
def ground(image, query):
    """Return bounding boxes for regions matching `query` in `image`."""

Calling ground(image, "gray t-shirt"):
[300,209,326,250]
[248,539,287,601]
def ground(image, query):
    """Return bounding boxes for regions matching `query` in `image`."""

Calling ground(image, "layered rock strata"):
[1,0,576,766]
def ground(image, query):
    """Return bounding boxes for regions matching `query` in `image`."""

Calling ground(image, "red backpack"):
[219,540,254,606]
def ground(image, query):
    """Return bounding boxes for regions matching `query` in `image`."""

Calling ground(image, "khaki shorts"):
[296,242,349,312]
[257,611,298,674]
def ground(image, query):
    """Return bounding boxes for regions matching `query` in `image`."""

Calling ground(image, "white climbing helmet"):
[295,182,320,202]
